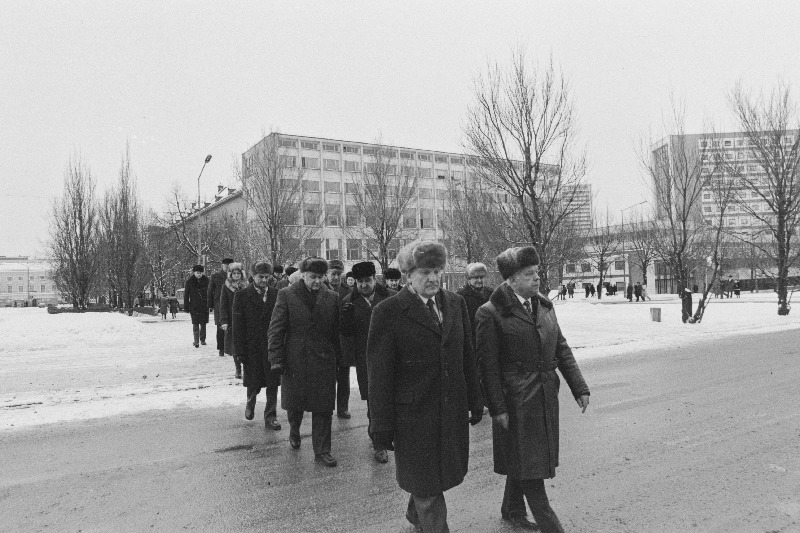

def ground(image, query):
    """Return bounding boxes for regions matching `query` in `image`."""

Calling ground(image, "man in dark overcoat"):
[275,266,297,290]
[325,259,352,419]
[476,246,590,532]
[383,267,402,291]
[268,257,342,467]
[232,261,282,429]
[208,258,233,357]
[456,262,493,345]
[368,240,483,533]
[184,265,210,348]
[340,260,395,463]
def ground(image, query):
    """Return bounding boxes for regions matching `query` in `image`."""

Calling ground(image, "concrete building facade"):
[0,256,62,307]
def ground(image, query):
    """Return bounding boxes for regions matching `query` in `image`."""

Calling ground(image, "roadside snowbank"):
[1,291,797,431]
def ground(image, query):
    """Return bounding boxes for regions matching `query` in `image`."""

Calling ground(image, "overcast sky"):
[2,1,799,257]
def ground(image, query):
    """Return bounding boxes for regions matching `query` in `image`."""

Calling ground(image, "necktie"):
[426,299,441,328]
[523,300,532,316]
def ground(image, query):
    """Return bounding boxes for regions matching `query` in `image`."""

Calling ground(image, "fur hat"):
[221,258,234,265]
[328,259,345,272]
[227,262,244,278]
[345,271,354,280]
[383,267,402,280]
[285,266,298,277]
[465,262,488,278]
[273,265,284,275]
[352,261,376,280]
[192,264,204,273]
[251,260,274,276]
[496,246,540,280]
[299,256,329,275]
[396,240,447,274]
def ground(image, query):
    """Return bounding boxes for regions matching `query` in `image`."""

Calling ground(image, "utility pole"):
[196,155,212,264]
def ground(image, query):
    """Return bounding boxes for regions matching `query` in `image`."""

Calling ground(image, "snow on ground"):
[1,291,798,431]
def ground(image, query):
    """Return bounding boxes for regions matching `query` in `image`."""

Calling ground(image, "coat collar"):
[225,278,247,292]
[489,282,552,323]
[397,285,454,338]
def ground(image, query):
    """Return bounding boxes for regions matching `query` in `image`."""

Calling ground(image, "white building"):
[0,256,61,307]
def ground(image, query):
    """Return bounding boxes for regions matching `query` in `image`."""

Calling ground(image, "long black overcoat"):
[219,279,247,356]
[475,283,589,480]
[456,284,493,343]
[367,286,483,497]
[340,284,395,399]
[208,270,228,325]
[184,275,209,324]
[232,284,279,388]
[267,280,341,412]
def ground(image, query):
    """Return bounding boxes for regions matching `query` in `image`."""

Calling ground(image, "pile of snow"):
[1,291,797,431]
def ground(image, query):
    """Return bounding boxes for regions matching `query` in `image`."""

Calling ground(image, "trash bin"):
[650,307,661,322]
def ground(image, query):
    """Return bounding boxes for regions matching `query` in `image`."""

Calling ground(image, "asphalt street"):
[1,329,799,532]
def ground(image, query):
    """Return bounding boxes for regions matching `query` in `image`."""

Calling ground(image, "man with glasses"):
[456,262,493,345]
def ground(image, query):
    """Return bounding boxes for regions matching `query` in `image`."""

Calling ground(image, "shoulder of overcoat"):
[488,283,553,316]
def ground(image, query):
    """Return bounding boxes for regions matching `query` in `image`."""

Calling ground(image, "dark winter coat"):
[367,286,483,497]
[232,284,280,388]
[340,284,395,398]
[220,278,248,356]
[456,284,493,343]
[158,296,168,315]
[184,275,210,324]
[168,297,179,314]
[267,280,342,412]
[208,270,228,325]
[476,283,590,480]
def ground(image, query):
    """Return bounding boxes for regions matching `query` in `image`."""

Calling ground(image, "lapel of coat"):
[492,283,536,325]
[398,286,441,336]
[248,285,266,319]
[438,291,455,341]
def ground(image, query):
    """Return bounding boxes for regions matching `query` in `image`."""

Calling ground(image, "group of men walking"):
[183,241,591,533]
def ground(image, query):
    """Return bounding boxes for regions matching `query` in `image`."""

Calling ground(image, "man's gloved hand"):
[372,431,395,451]
[235,355,246,366]
[341,302,355,315]
[469,410,483,426]
[270,363,285,375]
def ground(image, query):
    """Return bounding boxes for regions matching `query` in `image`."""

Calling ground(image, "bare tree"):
[641,98,709,306]
[345,142,420,271]
[46,154,101,308]
[239,133,317,266]
[626,213,659,287]
[142,213,188,297]
[583,210,619,299]
[463,49,590,291]
[729,82,800,315]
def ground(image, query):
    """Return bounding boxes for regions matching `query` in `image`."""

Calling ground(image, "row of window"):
[5,275,46,281]
[2,284,49,293]
[699,136,794,149]
[296,206,443,228]
[565,260,627,274]
[278,139,467,165]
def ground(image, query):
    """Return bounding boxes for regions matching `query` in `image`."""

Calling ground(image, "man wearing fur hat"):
[383,267,402,291]
[208,258,234,357]
[367,240,483,533]
[184,265,210,348]
[231,261,282,429]
[276,266,297,290]
[268,257,342,467]
[340,260,395,463]
[325,258,352,419]
[475,246,590,532]
[457,262,493,345]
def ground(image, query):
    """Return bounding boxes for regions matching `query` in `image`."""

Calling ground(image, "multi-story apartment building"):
[240,133,592,270]
[0,256,62,307]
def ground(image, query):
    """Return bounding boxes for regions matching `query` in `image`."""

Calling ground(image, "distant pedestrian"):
[456,262,493,346]
[589,284,595,297]
[641,284,650,301]
[634,282,643,302]
[233,261,282,428]
[567,281,575,298]
[585,284,591,298]
[345,272,355,288]
[184,265,210,348]
[208,258,233,357]
[724,276,734,298]
[596,282,602,299]
[168,293,178,319]
[733,279,741,298]
[158,291,168,320]
[269,265,284,288]
[268,257,342,467]
[384,267,402,291]
[339,261,395,463]
[626,283,633,302]
[220,262,247,379]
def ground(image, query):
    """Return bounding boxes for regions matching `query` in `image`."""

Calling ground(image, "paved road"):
[1,330,799,532]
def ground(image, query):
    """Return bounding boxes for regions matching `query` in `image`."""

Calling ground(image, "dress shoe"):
[193,342,199,348]
[200,341,206,345]
[266,418,281,431]
[245,405,255,420]
[373,449,389,463]
[337,410,351,419]
[315,453,338,467]
[289,436,301,449]
[235,370,242,379]
[503,514,539,530]
[218,350,224,357]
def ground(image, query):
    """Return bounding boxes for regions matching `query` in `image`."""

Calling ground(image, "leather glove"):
[372,431,395,451]
[341,302,355,314]
[270,363,285,375]
[469,410,483,426]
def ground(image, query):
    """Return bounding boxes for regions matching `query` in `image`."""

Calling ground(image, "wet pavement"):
[1,329,799,532]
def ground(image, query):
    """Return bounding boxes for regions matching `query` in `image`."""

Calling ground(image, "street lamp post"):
[620,200,648,293]
[196,155,212,264]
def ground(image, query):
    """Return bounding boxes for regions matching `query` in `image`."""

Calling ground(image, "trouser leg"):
[501,476,528,518]
[521,479,565,533]
[216,326,225,350]
[311,411,332,456]
[199,323,206,342]
[408,493,449,533]
[264,382,279,421]
[234,356,241,374]
[336,365,350,413]
[246,386,260,410]
[287,409,303,441]
[192,323,200,344]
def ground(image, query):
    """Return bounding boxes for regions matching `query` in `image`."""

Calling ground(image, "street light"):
[620,200,648,292]
[196,154,212,264]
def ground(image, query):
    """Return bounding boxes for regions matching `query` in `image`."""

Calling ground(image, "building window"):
[418,154,431,161]
[6,277,10,281]
[324,181,341,193]
[344,182,358,194]
[280,139,297,148]
[420,168,432,178]
[280,155,296,168]
[580,263,591,273]
[436,171,447,180]
[419,188,433,199]
[344,160,361,172]
[41,284,46,292]
[345,207,360,227]
[343,145,360,154]
[435,155,449,164]
[699,140,708,148]
[565,264,576,274]
[347,239,361,261]
[362,147,377,156]
[18,276,22,281]
[326,205,341,226]
[323,159,340,171]
[703,193,711,199]
[403,208,417,228]
[614,260,625,271]
[303,180,320,192]
[301,157,319,169]
[322,143,339,152]
[301,141,318,150]
[303,207,321,226]
[704,206,712,213]
[7,286,11,293]
[724,140,732,147]
[400,151,413,160]
[419,208,433,229]
[303,239,321,258]
[451,170,463,180]
[18,286,23,292]
[451,157,464,165]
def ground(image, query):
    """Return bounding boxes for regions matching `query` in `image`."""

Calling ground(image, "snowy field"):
[1,291,798,431]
